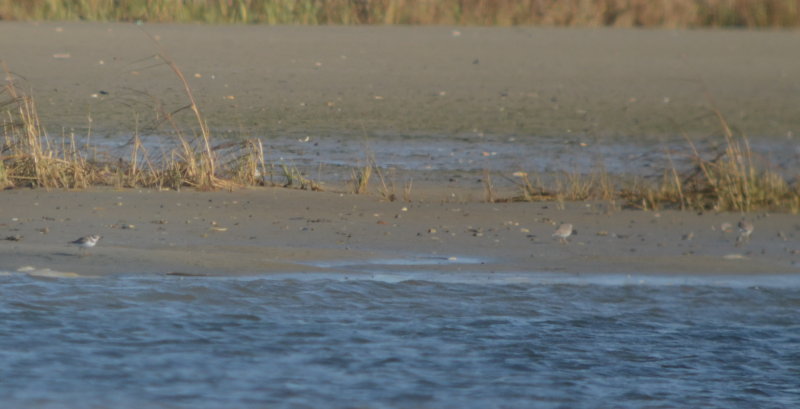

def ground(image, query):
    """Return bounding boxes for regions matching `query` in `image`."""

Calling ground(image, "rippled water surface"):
[1,273,799,408]
[103,133,800,184]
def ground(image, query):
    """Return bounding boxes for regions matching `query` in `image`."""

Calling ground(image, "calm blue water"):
[1,273,799,409]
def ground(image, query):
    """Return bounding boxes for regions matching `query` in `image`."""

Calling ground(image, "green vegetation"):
[1,0,798,27]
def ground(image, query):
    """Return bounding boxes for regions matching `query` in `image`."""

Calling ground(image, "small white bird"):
[553,223,575,244]
[69,234,102,256]
[736,219,753,246]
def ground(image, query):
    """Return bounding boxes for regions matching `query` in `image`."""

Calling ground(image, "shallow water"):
[1,273,799,408]
[101,132,800,185]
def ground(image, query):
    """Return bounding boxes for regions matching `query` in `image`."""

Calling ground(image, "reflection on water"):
[1,273,798,408]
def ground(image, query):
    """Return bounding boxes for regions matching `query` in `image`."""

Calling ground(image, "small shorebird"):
[69,234,102,256]
[736,219,753,246]
[553,223,575,244]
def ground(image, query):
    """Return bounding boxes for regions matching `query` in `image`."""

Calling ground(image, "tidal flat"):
[1,23,798,276]
[0,188,798,276]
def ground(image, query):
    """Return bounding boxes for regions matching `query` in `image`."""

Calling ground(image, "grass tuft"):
[496,105,798,213]
[2,56,283,192]
[350,162,372,195]
[2,65,97,189]
[620,104,799,212]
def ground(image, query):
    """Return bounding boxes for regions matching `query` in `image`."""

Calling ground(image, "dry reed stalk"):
[3,57,278,191]
[351,163,372,194]
[2,63,96,189]
[591,161,616,202]
[127,132,162,187]
[483,169,496,203]
[555,171,593,201]
[517,174,533,202]
[351,129,396,198]
[231,138,267,185]
[664,149,687,210]
[143,30,219,190]
[402,179,413,202]
[374,166,395,201]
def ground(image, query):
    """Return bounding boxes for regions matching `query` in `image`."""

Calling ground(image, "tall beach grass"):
[1,0,799,27]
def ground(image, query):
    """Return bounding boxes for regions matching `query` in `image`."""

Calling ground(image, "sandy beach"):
[1,22,799,276]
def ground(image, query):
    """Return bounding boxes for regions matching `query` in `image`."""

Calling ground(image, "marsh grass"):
[145,31,220,191]
[373,164,397,201]
[279,163,321,191]
[229,138,267,186]
[618,105,799,212]
[402,179,414,202]
[482,169,496,203]
[2,46,797,211]
[350,162,372,195]
[2,68,97,189]
[3,62,796,210]
[348,133,404,201]
[493,104,798,213]
[1,0,798,27]
[499,169,614,204]
[1,57,313,192]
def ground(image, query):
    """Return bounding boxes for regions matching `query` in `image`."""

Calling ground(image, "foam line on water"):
[154,271,800,289]
[306,255,485,269]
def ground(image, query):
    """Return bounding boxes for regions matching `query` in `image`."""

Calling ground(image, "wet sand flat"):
[1,23,799,276]
[1,22,799,141]
[1,189,798,276]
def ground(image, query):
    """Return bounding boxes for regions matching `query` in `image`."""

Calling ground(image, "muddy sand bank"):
[1,189,798,276]
[1,22,799,142]
[1,23,799,276]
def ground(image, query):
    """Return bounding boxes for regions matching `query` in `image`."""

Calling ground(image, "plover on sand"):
[553,223,575,244]
[736,219,753,246]
[69,234,102,256]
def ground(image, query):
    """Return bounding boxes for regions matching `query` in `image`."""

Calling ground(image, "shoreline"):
[1,188,798,276]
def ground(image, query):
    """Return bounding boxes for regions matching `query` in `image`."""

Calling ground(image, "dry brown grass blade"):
[2,58,273,191]
[2,62,97,189]
[483,169,495,203]
[140,29,219,190]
